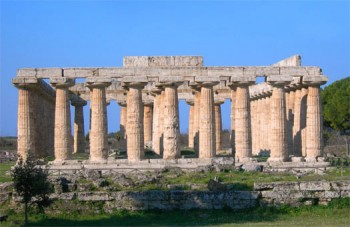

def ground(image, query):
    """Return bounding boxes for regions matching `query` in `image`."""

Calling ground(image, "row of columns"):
[15,78,324,163]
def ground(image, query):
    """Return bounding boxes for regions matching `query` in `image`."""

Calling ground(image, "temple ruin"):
[12,55,328,166]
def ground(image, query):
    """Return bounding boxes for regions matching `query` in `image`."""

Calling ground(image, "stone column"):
[187,100,195,148]
[143,102,153,148]
[301,87,308,156]
[305,84,323,161]
[286,90,295,156]
[72,99,87,154]
[189,85,201,153]
[198,82,218,158]
[230,88,236,156]
[118,101,127,151]
[235,84,252,162]
[15,84,36,160]
[87,82,110,162]
[51,78,74,162]
[126,82,147,161]
[268,82,288,162]
[162,83,181,159]
[251,99,258,155]
[214,100,224,152]
[151,89,162,155]
[293,88,302,156]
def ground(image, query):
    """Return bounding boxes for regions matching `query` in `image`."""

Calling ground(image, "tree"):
[322,77,350,155]
[11,156,52,226]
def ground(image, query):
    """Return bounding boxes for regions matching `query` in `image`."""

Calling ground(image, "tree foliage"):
[322,77,350,132]
[11,156,52,225]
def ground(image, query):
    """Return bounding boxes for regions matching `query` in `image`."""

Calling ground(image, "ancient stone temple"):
[12,55,327,164]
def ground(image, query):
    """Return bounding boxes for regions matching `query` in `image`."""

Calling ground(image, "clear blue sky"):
[1,0,349,136]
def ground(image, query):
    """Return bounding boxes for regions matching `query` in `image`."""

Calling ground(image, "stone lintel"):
[122,76,148,83]
[123,56,203,67]
[17,68,63,78]
[64,68,98,78]
[196,76,220,82]
[231,75,255,83]
[71,95,87,106]
[302,75,328,86]
[159,76,184,83]
[197,81,220,87]
[123,82,148,89]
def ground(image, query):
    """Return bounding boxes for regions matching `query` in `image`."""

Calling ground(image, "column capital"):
[229,81,254,88]
[143,101,153,107]
[197,81,219,87]
[71,96,87,107]
[13,77,38,89]
[302,75,328,87]
[214,99,225,105]
[189,82,201,91]
[50,77,75,88]
[118,100,127,107]
[150,88,162,96]
[268,81,291,88]
[158,81,183,88]
[123,82,147,89]
[186,99,194,105]
[86,81,111,89]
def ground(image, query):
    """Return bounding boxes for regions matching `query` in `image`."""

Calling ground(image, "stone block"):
[324,191,340,199]
[63,68,96,78]
[300,181,331,191]
[17,68,37,77]
[332,181,350,190]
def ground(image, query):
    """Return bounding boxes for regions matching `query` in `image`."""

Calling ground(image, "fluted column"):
[199,82,218,158]
[118,101,127,151]
[286,90,295,156]
[301,87,308,156]
[214,100,224,152]
[268,83,288,162]
[230,88,236,156]
[151,89,162,155]
[305,84,323,161]
[293,89,302,156]
[162,83,181,159]
[87,82,110,162]
[190,85,201,153]
[187,101,195,148]
[235,84,252,162]
[126,82,147,161]
[143,102,153,147]
[15,84,36,160]
[251,99,258,155]
[72,100,87,154]
[51,78,74,162]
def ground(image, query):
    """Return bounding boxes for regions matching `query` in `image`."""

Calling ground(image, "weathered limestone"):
[214,100,224,152]
[118,101,127,151]
[234,84,252,162]
[268,82,289,162]
[87,82,110,162]
[72,99,87,154]
[151,89,162,155]
[230,89,236,156]
[300,87,308,156]
[293,89,302,156]
[16,85,35,160]
[51,78,75,162]
[199,82,218,158]
[286,90,295,156]
[143,102,153,147]
[162,83,181,159]
[187,101,195,148]
[305,84,323,161]
[125,82,147,161]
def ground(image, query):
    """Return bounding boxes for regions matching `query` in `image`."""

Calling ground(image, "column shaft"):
[230,89,236,156]
[89,86,109,161]
[268,86,288,162]
[193,91,201,152]
[301,88,308,156]
[214,102,223,152]
[152,94,161,154]
[74,105,85,153]
[119,104,127,151]
[127,85,144,161]
[188,104,195,148]
[54,87,72,161]
[199,85,216,158]
[144,104,153,147]
[305,86,323,161]
[235,86,252,162]
[293,89,302,156]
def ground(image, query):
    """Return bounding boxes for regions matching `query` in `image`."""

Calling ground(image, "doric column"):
[251,99,258,155]
[72,99,87,154]
[125,82,147,161]
[187,100,195,148]
[14,83,36,160]
[118,101,127,151]
[305,84,324,161]
[87,81,110,162]
[189,85,201,153]
[286,90,295,156]
[293,88,302,156]
[198,82,218,158]
[268,82,289,162]
[300,87,308,156]
[51,78,75,162]
[235,84,252,162]
[262,95,271,152]
[143,102,153,147]
[230,88,236,156]
[162,82,181,159]
[151,89,162,155]
[214,100,224,152]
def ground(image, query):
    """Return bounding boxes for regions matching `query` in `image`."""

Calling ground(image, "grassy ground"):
[0,162,15,183]
[1,199,350,226]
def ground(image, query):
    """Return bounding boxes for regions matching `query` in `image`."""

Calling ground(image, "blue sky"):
[0,0,349,136]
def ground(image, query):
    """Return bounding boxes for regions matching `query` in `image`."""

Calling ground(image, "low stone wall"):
[2,180,350,211]
[255,180,350,206]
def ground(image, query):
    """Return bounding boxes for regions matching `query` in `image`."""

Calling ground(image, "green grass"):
[1,199,350,226]
[0,162,15,182]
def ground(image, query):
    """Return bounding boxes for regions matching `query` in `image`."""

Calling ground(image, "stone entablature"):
[13,55,327,164]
